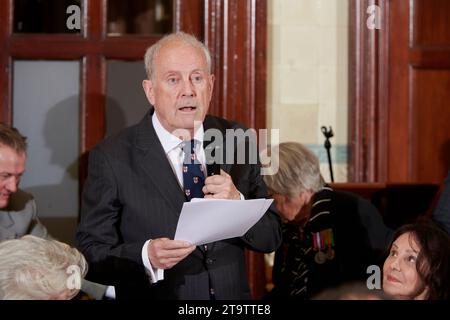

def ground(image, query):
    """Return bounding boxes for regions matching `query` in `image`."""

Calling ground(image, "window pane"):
[13,61,80,219]
[107,0,172,36]
[14,0,82,33]
[106,61,149,136]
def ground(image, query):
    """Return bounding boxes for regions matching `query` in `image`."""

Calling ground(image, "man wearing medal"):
[264,142,392,300]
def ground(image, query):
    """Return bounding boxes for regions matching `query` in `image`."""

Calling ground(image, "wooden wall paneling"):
[205,0,264,131]
[351,0,450,184]
[254,0,267,132]
[0,0,12,123]
[174,0,204,39]
[409,0,450,183]
[79,0,106,200]
[205,0,268,299]
[349,0,389,182]
[205,0,225,119]
[411,70,450,183]
[386,0,410,182]
[412,0,450,46]
[410,47,450,68]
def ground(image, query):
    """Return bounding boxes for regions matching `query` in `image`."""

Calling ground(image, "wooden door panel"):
[411,69,450,183]
[351,0,450,184]
[412,0,450,46]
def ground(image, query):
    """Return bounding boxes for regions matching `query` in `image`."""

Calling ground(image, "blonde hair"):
[0,235,87,300]
[263,142,324,198]
[144,31,212,80]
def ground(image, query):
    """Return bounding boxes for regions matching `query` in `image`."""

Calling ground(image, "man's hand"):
[203,169,240,200]
[148,238,196,269]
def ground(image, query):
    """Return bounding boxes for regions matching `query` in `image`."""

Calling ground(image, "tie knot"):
[181,139,198,154]
[182,140,200,164]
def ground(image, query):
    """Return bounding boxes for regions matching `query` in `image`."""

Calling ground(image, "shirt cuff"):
[105,286,116,299]
[142,240,164,283]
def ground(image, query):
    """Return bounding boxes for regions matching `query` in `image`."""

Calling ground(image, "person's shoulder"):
[6,189,35,212]
[96,125,136,150]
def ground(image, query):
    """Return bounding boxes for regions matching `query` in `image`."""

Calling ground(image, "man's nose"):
[181,79,195,97]
[5,177,18,193]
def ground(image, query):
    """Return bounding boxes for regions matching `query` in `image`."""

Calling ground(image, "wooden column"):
[205,0,268,299]
[0,0,12,123]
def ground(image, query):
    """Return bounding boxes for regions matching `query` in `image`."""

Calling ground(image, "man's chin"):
[0,197,10,209]
[178,118,204,132]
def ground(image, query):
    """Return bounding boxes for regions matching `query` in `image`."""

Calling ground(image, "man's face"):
[0,145,26,208]
[142,39,215,137]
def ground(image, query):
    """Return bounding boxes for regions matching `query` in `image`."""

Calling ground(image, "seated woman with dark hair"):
[383,218,450,300]
[0,235,88,300]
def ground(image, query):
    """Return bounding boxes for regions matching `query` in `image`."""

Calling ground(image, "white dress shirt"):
[141,113,206,283]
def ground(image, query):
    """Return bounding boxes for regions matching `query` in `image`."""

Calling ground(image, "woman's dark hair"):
[387,218,450,300]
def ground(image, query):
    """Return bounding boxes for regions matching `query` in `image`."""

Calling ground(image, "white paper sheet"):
[174,198,274,245]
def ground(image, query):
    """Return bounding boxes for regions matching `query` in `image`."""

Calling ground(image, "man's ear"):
[208,74,215,96]
[142,79,155,106]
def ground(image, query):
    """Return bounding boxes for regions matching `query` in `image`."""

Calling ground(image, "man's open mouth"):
[178,106,197,112]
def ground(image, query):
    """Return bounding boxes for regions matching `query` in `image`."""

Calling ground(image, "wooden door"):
[350,0,450,184]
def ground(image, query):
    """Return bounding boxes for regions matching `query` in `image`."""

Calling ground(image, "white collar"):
[152,112,205,154]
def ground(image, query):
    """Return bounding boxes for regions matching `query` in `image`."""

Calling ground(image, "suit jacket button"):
[206,258,213,265]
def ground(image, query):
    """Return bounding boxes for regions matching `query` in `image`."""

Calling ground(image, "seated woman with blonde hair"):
[0,235,87,300]
[383,218,450,300]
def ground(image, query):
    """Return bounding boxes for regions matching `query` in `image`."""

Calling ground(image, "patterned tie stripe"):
[182,140,205,201]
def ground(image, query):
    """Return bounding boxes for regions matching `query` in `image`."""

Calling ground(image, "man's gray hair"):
[144,31,212,80]
[0,235,87,300]
[263,142,324,198]
[0,123,27,153]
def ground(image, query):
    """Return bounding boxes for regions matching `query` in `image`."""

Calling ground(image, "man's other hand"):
[203,169,240,200]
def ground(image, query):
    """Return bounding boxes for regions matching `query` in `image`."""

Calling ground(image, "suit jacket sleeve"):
[76,147,147,285]
[231,146,281,253]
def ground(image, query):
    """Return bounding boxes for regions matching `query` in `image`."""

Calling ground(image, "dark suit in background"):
[76,110,281,299]
[433,170,450,234]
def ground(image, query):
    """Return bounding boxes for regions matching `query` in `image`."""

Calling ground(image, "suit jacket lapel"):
[134,110,186,217]
[202,116,232,252]
[203,116,230,173]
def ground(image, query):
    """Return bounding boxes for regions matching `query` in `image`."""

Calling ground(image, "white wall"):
[267,0,349,182]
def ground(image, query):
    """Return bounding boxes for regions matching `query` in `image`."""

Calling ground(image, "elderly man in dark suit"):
[76,32,281,300]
